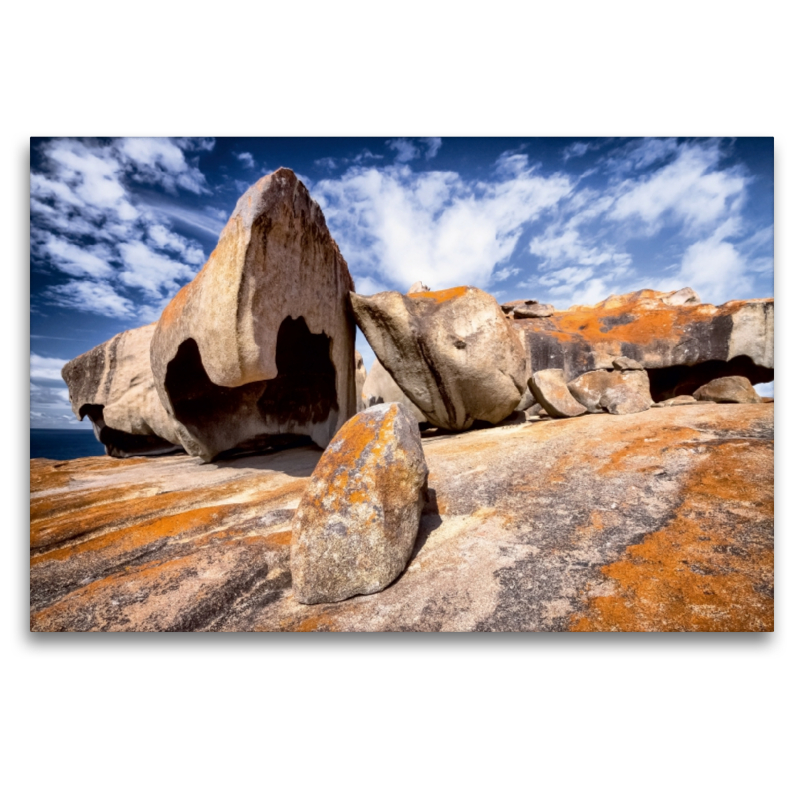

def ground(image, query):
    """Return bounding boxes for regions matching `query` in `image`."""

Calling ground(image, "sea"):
[30,428,106,460]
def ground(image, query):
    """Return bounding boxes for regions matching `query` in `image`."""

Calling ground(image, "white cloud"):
[314,156,572,291]
[30,354,67,381]
[422,137,442,159]
[386,138,420,163]
[236,152,256,169]
[44,280,135,318]
[117,137,209,195]
[43,235,114,279]
[117,241,197,298]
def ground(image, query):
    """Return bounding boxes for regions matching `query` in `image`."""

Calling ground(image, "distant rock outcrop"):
[150,168,356,461]
[694,376,762,404]
[513,288,773,401]
[529,369,588,418]
[568,369,653,415]
[291,403,428,604]
[355,350,367,412]
[350,286,527,431]
[362,358,427,423]
[61,324,183,457]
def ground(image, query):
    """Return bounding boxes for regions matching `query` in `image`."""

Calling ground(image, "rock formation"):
[291,403,428,604]
[61,324,183,458]
[568,369,653,415]
[512,288,773,401]
[529,369,588,418]
[693,376,762,404]
[350,286,527,431]
[30,403,774,632]
[362,358,427,423]
[150,168,356,461]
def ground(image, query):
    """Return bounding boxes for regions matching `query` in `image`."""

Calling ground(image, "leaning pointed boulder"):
[62,324,183,458]
[350,286,527,431]
[291,403,428,604]
[150,168,356,461]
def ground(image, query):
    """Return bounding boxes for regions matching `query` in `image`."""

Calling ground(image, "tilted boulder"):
[693,376,762,404]
[513,288,773,401]
[291,403,428,604]
[529,369,588,418]
[568,369,653,415]
[362,358,427,423]
[350,286,527,431]
[150,168,356,461]
[62,324,183,458]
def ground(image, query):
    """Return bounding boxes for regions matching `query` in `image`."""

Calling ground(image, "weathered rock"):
[526,402,544,419]
[612,356,644,371]
[513,302,555,319]
[30,404,773,632]
[568,369,652,415]
[408,281,430,293]
[362,358,427,423]
[515,385,536,412]
[653,395,697,408]
[355,350,367,412]
[351,286,527,431]
[512,288,773,401]
[693,376,761,404]
[291,403,428,604]
[501,298,537,313]
[150,168,356,461]
[529,369,588,418]
[62,324,183,457]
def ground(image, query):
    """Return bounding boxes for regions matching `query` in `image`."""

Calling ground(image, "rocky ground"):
[30,402,773,632]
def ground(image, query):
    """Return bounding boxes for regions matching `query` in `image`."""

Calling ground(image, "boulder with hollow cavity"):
[350,286,527,431]
[568,369,653,415]
[291,403,428,604]
[150,168,356,461]
[513,288,773,401]
[62,324,184,458]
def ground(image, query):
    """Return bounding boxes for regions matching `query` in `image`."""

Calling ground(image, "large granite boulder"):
[62,324,183,458]
[513,288,773,401]
[350,286,527,431]
[150,168,356,461]
[568,369,653,415]
[291,403,428,604]
[362,358,427,423]
[529,369,588,418]
[694,376,762,404]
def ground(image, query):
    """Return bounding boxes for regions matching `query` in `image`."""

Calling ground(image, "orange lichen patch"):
[570,439,773,632]
[30,456,152,492]
[286,611,340,632]
[157,280,193,330]
[264,529,293,548]
[31,503,244,566]
[408,286,469,304]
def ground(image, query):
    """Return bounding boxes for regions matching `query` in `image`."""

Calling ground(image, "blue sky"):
[30,137,774,428]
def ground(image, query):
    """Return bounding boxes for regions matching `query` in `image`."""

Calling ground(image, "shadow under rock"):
[207,443,323,478]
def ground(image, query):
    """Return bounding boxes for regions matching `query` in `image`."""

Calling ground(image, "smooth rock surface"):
[362,358,427,423]
[655,395,697,407]
[513,288,773,400]
[291,404,428,604]
[355,351,367,412]
[351,286,527,431]
[694,376,762,404]
[150,168,356,461]
[529,369,588,418]
[62,324,183,457]
[30,404,773,632]
[568,369,653,415]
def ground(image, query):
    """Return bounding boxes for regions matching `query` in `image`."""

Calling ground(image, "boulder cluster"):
[61,168,774,607]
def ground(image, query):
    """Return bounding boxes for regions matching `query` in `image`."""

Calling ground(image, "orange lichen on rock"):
[407,286,469,304]
[570,438,773,632]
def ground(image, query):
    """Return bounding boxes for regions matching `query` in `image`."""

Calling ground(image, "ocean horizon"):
[30,428,106,460]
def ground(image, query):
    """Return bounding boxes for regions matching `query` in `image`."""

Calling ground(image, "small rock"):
[529,370,588,418]
[501,299,537,313]
[408,281,431,293]
[513,303,555,319]
[693,376,762,404]
[663,287,701,306]
[761,396,774,404]
[515,385,536,412]
[612,356,644,371]
[661,395,697,406]
[568,369,653,415]
[291,403,428,604]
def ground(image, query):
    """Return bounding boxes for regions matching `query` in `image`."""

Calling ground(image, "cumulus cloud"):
[31,137,212,321]
[236,152,256,169]
[30,354,67,381]
[314,155,572,291]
